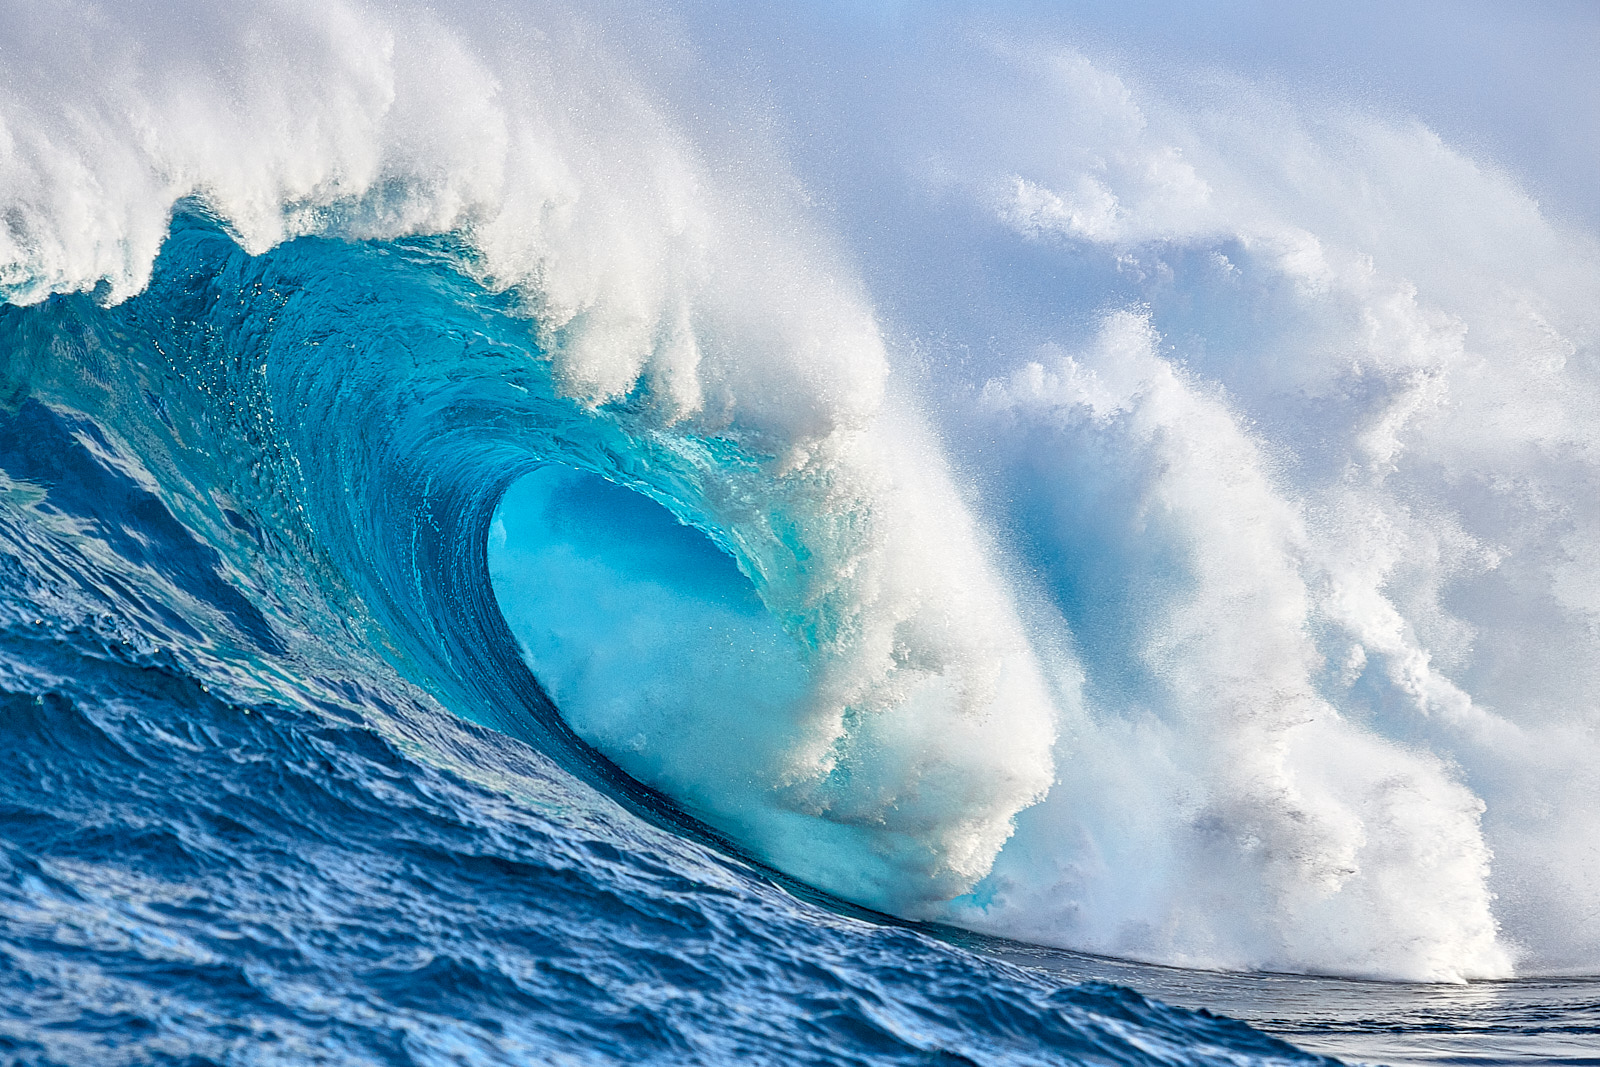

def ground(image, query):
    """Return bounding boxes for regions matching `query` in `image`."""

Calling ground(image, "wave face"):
[0,1,1598,1051]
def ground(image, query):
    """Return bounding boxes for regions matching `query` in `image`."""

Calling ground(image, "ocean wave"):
[2,0,1599,1001]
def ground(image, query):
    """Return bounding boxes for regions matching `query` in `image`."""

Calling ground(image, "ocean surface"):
[2,2,1599,1064]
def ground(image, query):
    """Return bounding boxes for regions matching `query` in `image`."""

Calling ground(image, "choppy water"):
[0,610,1322,1066]
[996,948,1600,1066]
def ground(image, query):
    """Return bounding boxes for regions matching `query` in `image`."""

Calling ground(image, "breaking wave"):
[4,0,1599,996]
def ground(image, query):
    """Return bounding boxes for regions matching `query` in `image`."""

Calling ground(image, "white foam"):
[935,41,1600,977]
[956,312,1507,980]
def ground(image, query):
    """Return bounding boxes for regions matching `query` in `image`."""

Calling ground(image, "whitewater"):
[1,0,1598,1063]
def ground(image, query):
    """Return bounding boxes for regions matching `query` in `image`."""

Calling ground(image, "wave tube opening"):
[489,467,814,856]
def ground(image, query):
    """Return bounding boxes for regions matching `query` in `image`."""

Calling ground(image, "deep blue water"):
[0,212,1357,1066]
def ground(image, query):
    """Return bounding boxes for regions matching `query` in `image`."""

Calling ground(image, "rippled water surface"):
[995,947,1600,1066]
